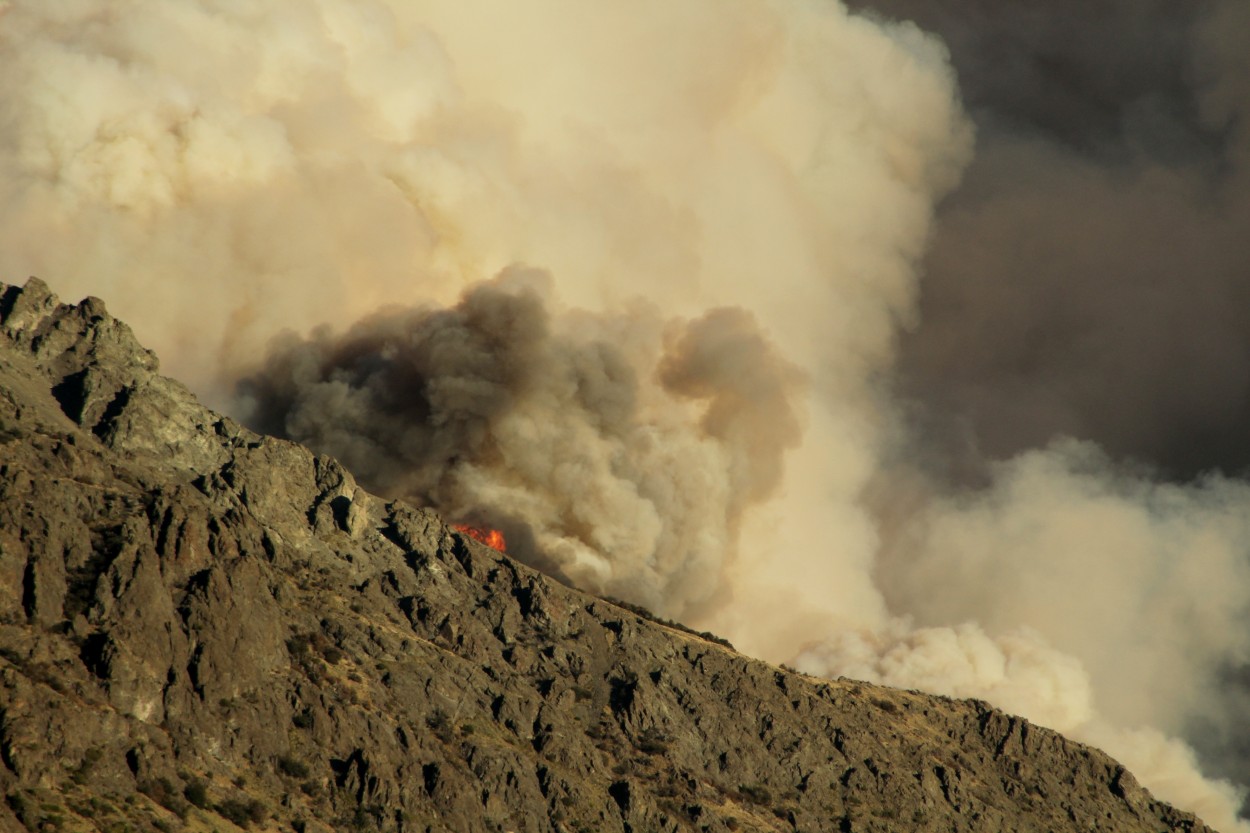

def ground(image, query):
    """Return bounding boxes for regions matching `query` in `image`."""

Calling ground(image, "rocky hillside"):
[0,277,1215,832]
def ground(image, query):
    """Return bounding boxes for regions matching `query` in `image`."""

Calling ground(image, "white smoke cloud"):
[875,442,1250,731]
[2,1,1248,829]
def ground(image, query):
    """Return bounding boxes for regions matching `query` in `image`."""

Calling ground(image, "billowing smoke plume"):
[240,268,803,615]
[3,0,1250,829]
[843,0,1250,804]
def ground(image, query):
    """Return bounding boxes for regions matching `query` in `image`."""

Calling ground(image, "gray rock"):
[0,278,1216,833]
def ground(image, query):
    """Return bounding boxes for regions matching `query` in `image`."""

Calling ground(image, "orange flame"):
[452,523,507,552]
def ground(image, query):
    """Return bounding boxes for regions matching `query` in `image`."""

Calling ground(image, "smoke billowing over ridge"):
[3,0,1250,829]
[241,269,804,616]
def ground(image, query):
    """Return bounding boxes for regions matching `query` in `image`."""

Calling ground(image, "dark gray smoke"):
[849,0,1250,481]
[853,0,1250,795]
[241,268,803,618]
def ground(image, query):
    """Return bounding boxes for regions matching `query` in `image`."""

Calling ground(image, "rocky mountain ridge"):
[0,276,1215,832]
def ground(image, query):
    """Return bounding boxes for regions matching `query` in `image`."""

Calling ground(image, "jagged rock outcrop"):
[0,277,1215,832]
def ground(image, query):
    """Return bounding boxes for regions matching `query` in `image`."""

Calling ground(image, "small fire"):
[452,523,507,552]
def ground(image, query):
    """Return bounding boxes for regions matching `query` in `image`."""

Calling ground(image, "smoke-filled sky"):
[852,0,1250,483]
[3,1,1249,829]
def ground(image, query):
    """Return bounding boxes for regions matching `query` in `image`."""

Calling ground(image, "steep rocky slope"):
[0,277,1214,832]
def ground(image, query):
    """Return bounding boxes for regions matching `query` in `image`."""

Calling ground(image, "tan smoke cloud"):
[874,442,1250,733]
[851,440,1250,830]
[3,0,1249,829]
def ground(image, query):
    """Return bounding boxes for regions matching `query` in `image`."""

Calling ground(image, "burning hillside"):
[453,524,507,552]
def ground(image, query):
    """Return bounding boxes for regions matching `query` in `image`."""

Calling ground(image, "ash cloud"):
[3,0,1250,828]
[849,0,1250,481]
[241,269,803,616]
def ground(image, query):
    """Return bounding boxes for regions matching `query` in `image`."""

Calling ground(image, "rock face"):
[0,277,1215,833]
